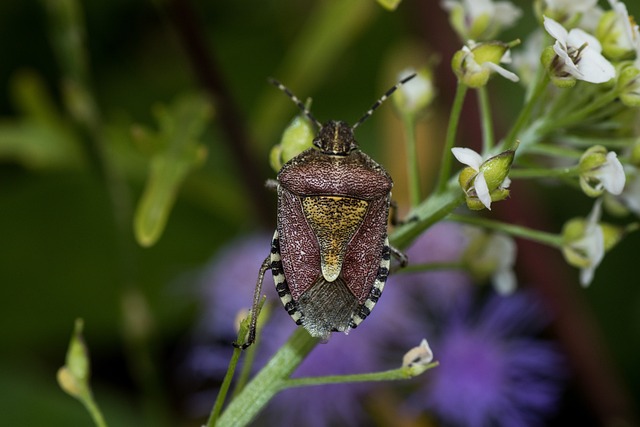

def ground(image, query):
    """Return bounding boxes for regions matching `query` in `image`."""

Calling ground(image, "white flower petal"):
[402,338,434,367]
[466,0,493,18]
[577,49,616,83]
[452,147,483,170]
[586,197,603,225]
[553,42,583,77]
[440,0,458,12]
[484,62,520,82]
[567,28,603,53]
[493,268,517,294]
[543,16,568,43]
[474,171,492,209]
[598,152,626,195]
[579,263,596,286]
[501,176,512,189]
[576,226,605,286]
[620,172,640,215]
[494,2,522,27]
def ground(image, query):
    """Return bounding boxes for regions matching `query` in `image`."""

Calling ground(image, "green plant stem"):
[559,136,640,148]
[504,71,549,150]
[477,86,494,153]
[391,180,465,249]
[437,83,468,193]
[208,347,243,425]
[537,88,620,135]
[80,393,108,427]
[283,362,438,388]
[449,213,563,248]
[216,328,320,427]
[509,165,581,179]
[524,143,584,159]
[403,113,421,207]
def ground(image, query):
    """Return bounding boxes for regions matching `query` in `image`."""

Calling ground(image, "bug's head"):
[313,120,357,155]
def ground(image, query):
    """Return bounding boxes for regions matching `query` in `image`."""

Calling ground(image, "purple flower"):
[181,233,420,425]
[389,221,472,314]
[179,227,566,427]
[411,290,566,427]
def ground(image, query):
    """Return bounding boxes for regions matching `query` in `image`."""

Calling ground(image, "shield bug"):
[236,74,415,348]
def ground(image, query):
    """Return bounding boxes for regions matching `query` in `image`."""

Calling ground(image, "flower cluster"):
[444,0,640,285]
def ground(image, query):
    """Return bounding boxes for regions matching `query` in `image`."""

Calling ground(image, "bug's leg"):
[389,200,418,226]
[389,244,408,271]
[233,255,271,349]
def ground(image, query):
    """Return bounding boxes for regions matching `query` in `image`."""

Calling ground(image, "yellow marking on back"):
[302,196,368,282]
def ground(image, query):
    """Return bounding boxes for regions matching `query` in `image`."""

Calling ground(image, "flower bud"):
[452,41,519,88]
[57,319,90,399]
[597,11,633,60]
[630,141,640,167]
[443,0,521,41]
[617,63,640,107]
[393,67,435,117]
[270,111,315,171]
[541,46,577,88]
[480,149,515,190]
[579,145,626,197]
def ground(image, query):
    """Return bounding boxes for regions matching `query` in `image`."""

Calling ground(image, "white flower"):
[595,152,626,195]
[596,0,640,61]
[617,168,640,216]
[579,6,605,33]
[562,199,605,286]
[463,226,518,294]
[442,0,521,40]
[543,16,616,83]
[608,0,639,52]
[452,147,492,209]
[402,338,434,368]
[452,147,512,210]
[394,67,435,115]
[487,233,518,294]
[463,43,520,83]
[575,200,605,286]
[539,0,598,16]
[579,146,626,196]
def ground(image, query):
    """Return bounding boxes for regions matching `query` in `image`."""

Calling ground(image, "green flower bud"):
[57,319,90,399]
[458,166,478,192]
[579,145,626,197]
[269,111,315,171]
[452,41,519,88]
[617,63,640,107]
[376,0,402,11]
[479,149,516,190]
[561,217,593,269]
[541,46,577,88]
[597,10,636,61]
[630,141,640,167]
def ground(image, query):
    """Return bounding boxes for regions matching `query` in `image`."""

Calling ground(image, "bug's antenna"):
[268,78,322,129]
[352,73,417,130]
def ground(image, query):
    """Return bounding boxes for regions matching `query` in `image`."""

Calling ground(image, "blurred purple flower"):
[410,290,566,427]
[179,225,565,427]
[389,221,472,314]
[180,233,426,426]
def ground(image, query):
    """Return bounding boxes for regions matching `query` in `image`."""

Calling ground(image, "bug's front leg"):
[389,244,408,271]
[389,199,418,226]
[233,255,271,349]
